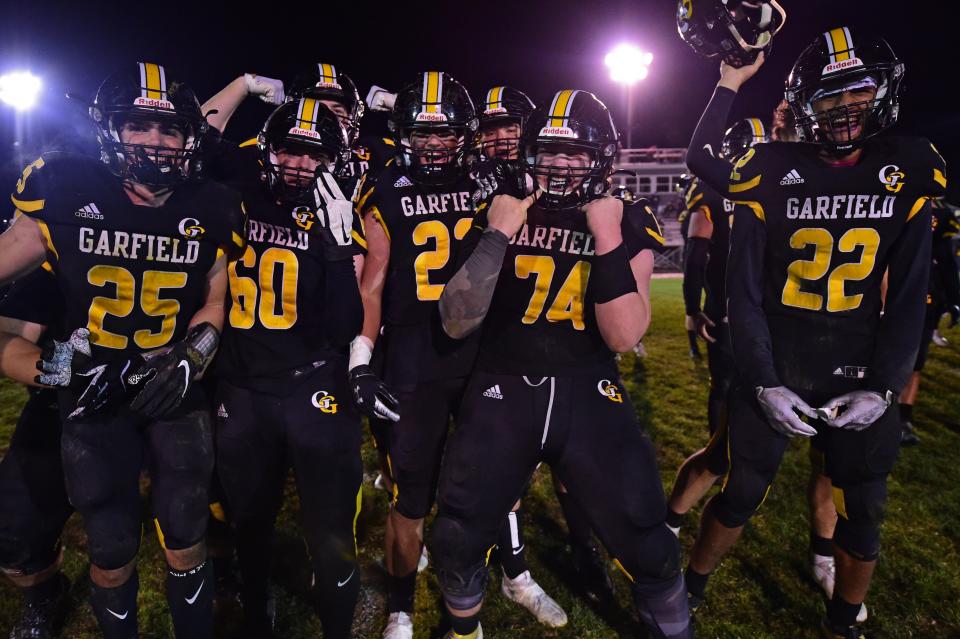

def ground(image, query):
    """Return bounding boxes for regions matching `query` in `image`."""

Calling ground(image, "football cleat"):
[442,623,483,639]
[500,570,568,628]
[572,542,616,603]
[812,554,868,622]
[9,574,70,639]
[382,611,414,639]
[821,619,866,639]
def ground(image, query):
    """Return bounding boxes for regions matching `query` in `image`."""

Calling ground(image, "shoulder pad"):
[624,199,666,252]
[727,143,770,196]
[11,153,102,220]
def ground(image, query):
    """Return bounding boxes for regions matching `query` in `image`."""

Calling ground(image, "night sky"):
[2,0,957,196]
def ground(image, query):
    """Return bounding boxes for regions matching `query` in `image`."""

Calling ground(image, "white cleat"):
[442,623,483,639]
[500,570,568,628]
[417,545,429,573]
[811,554,868,623]
[383,611,414,639]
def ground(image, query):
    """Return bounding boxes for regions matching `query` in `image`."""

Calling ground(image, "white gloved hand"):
[819,391,891,431]
[365,85,397,112]
[313,172,355,257]
[243,73,285,105]
[756,386,819,438]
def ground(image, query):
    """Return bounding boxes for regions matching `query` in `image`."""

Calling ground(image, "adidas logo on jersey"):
[74,202,103,220]
[394,175,414,188]
[780,170,805,185]
[482,385,503,400]
[217,404,229,418]
[833,366,867,379]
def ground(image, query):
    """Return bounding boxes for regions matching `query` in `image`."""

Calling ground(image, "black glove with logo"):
[471,158,532,205]
[348,364,400,422]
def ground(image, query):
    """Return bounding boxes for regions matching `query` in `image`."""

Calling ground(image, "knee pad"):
[0,535,61,576]
[712,463,774,528]
[617,524,681,585]
[431,516,489,611]
[87,520,141,570]
[832,482,886,561]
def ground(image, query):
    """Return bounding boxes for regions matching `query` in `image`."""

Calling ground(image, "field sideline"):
[1,277,958,638]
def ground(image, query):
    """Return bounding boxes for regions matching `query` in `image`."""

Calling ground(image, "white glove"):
[365,85,397,112]
[819,391,891,431]
[756,386,819,438]
[243,73,285,105]
[313,172,355,257]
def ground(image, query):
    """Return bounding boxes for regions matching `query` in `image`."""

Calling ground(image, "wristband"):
[591,243,638,304]
[349,335,374,370]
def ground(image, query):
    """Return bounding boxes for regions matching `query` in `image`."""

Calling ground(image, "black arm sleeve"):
[683,236,710,315]
[934,234,960,307]
[869,205,934,394]
[685,86,738,197]
[320,259,363,349]
[726,205,780,389]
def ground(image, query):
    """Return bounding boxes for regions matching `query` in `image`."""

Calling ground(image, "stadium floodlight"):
[0,71,42,111]
[605,44,653,85]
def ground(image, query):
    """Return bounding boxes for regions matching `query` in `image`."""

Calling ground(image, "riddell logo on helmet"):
[316,81,342,90]
[484,107,508,115]
[822,58,864,75]
[415,112,448,122]
[288,127,320,139]
[133,96,175,110]
[539,126,575,138]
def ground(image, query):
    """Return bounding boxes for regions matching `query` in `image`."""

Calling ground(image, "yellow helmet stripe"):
[422,71,443,113]
[297,97,319,130]
[825,27,853,62]
[486,86,504,109]
[748,118,765,139]
[138,62,167,100]
[548,89,578,127]
[319,63,337,83]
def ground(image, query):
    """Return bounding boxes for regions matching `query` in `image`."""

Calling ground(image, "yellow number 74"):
[515,255,591,330]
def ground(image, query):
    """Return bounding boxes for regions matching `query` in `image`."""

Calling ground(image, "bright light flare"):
[0,72,42,111]
[604,44,653,85]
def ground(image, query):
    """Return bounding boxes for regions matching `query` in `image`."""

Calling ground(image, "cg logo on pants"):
[311,391,338,414]
[597,379,623,403]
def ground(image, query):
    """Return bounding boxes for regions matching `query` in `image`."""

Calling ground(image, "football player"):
[898,198,960,445]
[685,28,946,638]
[0,270,72,639]
[0,62,247,638]
[207,97,365,638]
[433,90,690,639]
[476,86,535,162]
[676,174,702,359]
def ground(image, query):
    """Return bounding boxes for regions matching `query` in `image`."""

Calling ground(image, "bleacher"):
[612,147,688,271]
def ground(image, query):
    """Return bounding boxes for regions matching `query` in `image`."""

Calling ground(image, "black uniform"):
[432,200,681,600]
[0,270,71,577]
[343,134,396,180]
[914,201,960,371]
[357,162,479,519]
[11,152,246,570]
[210,147,365,638]
[714,137,946,561]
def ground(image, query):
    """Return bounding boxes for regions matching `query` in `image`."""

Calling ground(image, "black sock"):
[166,560,213,639]
[556,489,593,548]
[684,565,710,600]
[449,612,480,637]
[89,570,139,639]
[827,592,862,628]
[499,509,528,579]
[22,572,65,605]
[313,559,360,639]
[387,570,417,614]
[236,521,273,614]
[900,403,913,422]
[665,509,686,530]
[810,533,834,558]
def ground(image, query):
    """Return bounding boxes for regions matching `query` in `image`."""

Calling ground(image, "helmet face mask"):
[90,62,205,188]
[477,86,536,161]
[677,0,786,68]
[522,90,619,211]
[786,28,904,153]
[390,72,478,186]
[479,120,523,161]
[259,99,351,204]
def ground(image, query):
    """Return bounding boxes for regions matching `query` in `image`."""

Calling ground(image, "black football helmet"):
[287,63,364,147]
[477,86,536,161]
[786,27,904,153]
[258,98,351,204]
[676,173,693,195]
[522,90,619,210]
[389,71,478,185]
[677,0,786,68]
[89,62,206,187]
[720,117,768,160]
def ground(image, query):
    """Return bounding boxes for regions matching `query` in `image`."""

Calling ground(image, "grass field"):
[1,277,959,638]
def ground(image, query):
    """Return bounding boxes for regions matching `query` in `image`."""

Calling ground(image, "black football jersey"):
[342,135,396,180]
[11,153,246,363]
[687,177,731,320]
[0,268,63,329]
[474,200,665,376]
[358,162,480,385]
[727,136,946,398]
[216,167,366,386]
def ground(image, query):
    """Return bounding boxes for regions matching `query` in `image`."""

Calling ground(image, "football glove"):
[243,73,285,105]
[819,390,891,431]
[69,354,149,421]
[35,327,93,387]
[755,386,818,438]
[348,365,400,422]
[127,322,220,419]
[470,159,532,206]
[365,85,397,112]
[313,171,356,261]
[684,312,717,343]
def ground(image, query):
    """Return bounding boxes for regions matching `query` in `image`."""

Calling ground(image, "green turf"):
[1,277,958,638]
